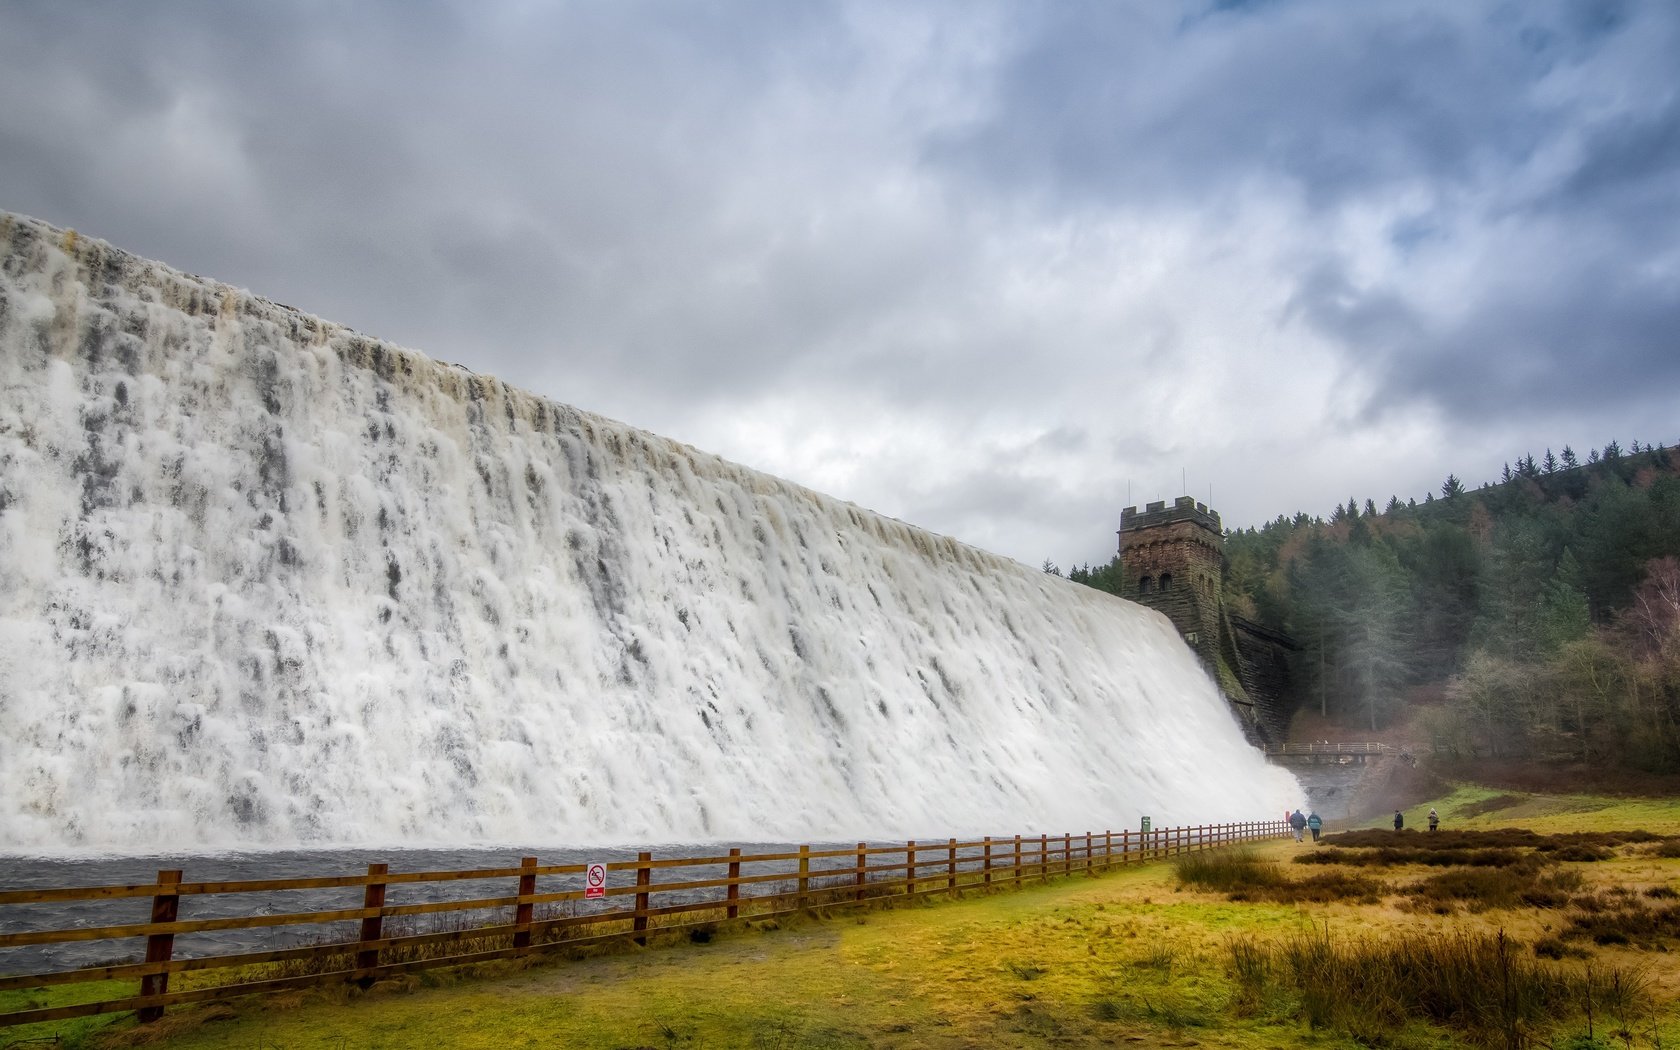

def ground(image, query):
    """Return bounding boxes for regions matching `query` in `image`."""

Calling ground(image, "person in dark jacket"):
[1393,809,1405,831]
[1289,809,1307,842]
[1307,811,1323,842]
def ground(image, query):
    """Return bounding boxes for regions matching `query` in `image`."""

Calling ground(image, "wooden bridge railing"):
[0,819,1289,1030]
[1261,742,1405,756]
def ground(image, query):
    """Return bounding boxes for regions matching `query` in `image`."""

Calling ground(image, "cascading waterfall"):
[0,212,1301,854]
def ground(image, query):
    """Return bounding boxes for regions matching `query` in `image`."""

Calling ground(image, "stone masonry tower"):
[1118,497,1225,660]
[1118,496,1291,743]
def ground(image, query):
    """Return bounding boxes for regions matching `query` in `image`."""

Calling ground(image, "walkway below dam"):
[1264,743,1423,822]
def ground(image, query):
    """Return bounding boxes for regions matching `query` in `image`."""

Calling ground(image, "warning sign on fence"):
[585,862,607,900]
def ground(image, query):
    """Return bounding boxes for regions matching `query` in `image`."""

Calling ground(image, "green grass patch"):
[0,980,133,1049]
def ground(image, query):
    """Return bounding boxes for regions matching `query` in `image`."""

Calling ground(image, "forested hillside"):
[1071,442,1680,772]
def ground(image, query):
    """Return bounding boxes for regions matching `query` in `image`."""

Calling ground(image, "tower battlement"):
[1119,495,1222,533]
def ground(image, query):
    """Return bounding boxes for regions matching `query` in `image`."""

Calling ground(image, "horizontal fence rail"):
[1,820,1289,1029]
[1260,742,1405,756]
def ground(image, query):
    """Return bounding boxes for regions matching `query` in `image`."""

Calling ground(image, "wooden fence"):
[0,820,1288,1030]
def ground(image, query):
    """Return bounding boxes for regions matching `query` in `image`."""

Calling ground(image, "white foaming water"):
[0,213,1300,854]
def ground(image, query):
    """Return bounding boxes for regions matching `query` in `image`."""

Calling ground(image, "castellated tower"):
[1118,496,1293,744]
[1118,497,1227,667]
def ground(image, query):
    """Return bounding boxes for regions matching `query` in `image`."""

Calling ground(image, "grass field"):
[8,789,1680,1049]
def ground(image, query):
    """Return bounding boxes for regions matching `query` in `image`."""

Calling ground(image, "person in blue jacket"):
[1306,811,1323,842]
[1289,809,1307,842]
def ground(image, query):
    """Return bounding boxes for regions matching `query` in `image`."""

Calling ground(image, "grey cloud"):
[929,3,1572,209]
[925,1,1680,436]
[5,0,1679,565]
[1290,244,1680,424]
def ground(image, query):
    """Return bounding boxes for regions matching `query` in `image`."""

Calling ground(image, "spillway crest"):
[0,213,1300,852]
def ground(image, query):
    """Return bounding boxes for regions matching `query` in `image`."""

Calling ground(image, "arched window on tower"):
[1138,576,1153,593]
[1159,573,1173,591]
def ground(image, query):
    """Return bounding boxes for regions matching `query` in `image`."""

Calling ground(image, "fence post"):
[512,856,538,950]
[946,838,957,894]
[797,845,810,912]
[1040,834,1049,882]
[983,837,993,886]
[1121,828,1129,863]
[354,862,387,989]
[854,842,866,903]
[136,869,181,1023]
[906,840,917,897]
[633,851,652,946]
[1105,829,1113,868]
[1013,834,1022,883]
[728,848,742,919]
[1063,833,1072,875]
[1085,832,1093,872]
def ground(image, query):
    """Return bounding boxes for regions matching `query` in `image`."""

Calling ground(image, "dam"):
[0,212,1300,853]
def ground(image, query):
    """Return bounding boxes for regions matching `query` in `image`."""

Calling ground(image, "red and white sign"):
[584,862,607,900]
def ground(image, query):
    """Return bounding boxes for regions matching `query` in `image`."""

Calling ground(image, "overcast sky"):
[4,1,1676,569]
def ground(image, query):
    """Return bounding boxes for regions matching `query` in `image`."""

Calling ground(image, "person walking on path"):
[1290,809,1307,842]
[1428,808,1439,832]
[1393,809,1405,831]
[1307,811,1323,843]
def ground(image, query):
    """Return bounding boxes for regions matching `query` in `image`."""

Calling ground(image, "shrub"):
[1532,936,1589,960]
[1265,927,1645,1045]
[1174,848,1283,893]
[1233,871,1387,905]
[1564,900,1680,948]
[1405,866,1581,912]
[1549,844,1614,862]
[1295,846,1526,868]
